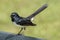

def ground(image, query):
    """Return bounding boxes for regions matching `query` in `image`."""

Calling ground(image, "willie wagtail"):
[10,4,48,35]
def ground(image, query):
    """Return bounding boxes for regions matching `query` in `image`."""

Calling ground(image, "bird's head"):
[11,12,18,17]
[10,12,19,18]
[10,12,20,21]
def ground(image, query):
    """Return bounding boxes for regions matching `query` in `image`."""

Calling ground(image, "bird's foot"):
[17,33,22,35]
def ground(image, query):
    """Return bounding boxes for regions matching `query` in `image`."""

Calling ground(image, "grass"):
[0,0,60,40]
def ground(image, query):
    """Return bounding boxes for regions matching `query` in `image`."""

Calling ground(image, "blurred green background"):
[0,0,60,40]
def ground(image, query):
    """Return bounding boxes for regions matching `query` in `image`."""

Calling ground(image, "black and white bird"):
[10,4,48,35]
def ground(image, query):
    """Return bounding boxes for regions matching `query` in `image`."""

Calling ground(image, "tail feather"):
[27,4,48,20]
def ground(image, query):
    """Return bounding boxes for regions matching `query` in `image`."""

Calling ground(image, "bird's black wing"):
[26,4,48,20]
[17,19,36,26]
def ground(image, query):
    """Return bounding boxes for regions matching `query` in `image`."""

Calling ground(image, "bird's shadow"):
[0,31,44,40]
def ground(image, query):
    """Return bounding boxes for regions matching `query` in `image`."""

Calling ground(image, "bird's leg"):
[21,27,26,35]
[18,28,23,35]
[24,27,26,30]
[17,27,26,35]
